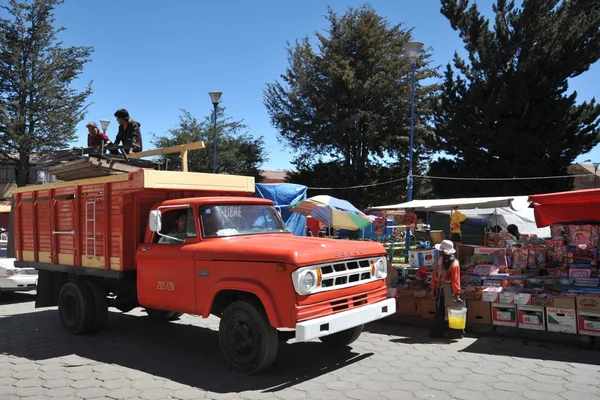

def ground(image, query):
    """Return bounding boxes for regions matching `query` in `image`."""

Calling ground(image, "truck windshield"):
[199,204,288,238]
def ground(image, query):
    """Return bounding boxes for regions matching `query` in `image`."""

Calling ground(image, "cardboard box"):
[408,250,439,268]
[532,296,554,307]
[517,305,545,330]
[576,296,600,312]
[482,287,502,302]
[514,293,532,306]
[396,297,421,317]
[546,308,577,334]
[420,298,436,320]
[499,291,515,304]
[578,311,600,337]
[553,297,576,309]
[467,300,491,325]
[491,304,517,327]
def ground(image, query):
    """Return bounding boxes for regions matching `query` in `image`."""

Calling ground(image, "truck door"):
[136,207,198,313]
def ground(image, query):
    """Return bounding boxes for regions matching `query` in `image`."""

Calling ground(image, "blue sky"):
[44,0,600,171]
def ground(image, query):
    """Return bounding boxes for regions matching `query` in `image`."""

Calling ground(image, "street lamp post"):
[404,41,423,260]
[208,91,223,173]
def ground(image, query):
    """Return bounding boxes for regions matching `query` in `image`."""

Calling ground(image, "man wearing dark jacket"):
[113,109,143,153]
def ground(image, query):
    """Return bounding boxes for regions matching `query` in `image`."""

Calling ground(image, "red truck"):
[12,168,395,373]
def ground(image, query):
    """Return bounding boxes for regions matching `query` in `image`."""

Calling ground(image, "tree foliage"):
[264,5,439,208]
[151,109,267,181]
[0,0,93,186]
[431,0,600,198]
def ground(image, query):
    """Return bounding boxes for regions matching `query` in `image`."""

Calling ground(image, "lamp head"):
[99,119,110,132]
[208,91,223,106]
[404,42,424,65]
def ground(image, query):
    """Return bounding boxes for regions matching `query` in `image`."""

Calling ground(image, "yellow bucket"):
[448,307,467,330]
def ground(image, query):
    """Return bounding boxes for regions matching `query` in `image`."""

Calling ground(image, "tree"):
[430,0,600,198]
[151,109,267,181]
[0,0,93,187]
[264,5,439,209]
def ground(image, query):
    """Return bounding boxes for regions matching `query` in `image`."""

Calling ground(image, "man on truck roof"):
[86,121,111,149]
[113,108,143,154]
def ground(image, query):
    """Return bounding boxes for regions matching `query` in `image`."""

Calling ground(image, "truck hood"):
[194,233,386,265]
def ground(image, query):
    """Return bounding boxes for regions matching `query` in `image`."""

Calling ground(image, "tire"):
[58,282,95,335]
[218,300,278,374]
[84,281,108,333]
[145,308,183,321]
[319,325,363,349]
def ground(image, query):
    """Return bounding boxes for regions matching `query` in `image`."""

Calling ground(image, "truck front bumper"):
[295,298,396,342]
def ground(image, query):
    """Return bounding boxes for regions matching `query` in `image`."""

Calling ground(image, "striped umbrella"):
[289,195,372,231]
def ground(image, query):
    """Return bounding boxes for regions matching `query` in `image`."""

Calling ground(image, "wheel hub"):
[229,320,254,356]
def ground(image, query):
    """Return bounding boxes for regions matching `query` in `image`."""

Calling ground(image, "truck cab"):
[137,196,395,373]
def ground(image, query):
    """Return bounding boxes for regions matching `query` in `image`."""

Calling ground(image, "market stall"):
[385,191,600,337]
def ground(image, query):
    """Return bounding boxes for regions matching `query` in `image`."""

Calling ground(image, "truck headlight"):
[375,258,387,279]
[302,271,316,292]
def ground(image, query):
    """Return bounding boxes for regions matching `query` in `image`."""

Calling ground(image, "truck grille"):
[319,258,374,289]
[296,284,387,322]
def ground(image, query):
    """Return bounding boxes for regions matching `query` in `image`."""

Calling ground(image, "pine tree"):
[152,109,267,181]
[264,5,439,209]
[0,0,94,186]
[430,0,600,198]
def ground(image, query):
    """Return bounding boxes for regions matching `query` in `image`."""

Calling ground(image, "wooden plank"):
[127,141,205,159]
[12,173,131,194]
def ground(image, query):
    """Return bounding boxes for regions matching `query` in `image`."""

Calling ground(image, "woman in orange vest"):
[430,240,464,339]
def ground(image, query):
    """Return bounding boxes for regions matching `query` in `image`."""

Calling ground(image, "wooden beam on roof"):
[127,141,205,172]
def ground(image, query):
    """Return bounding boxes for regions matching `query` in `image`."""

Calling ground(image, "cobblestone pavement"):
[1,292,600,400]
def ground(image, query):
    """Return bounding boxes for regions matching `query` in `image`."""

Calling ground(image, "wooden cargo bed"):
[12,169,254,277]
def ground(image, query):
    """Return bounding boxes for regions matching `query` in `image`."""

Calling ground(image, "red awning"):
[528,188,600,227]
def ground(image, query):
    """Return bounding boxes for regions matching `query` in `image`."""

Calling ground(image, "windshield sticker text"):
[222,206,242,218]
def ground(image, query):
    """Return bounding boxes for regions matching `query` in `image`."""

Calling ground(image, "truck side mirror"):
[149,210,162,232]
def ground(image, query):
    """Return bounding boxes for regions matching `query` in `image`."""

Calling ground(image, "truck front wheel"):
[319,325,363,349]
[58,282,95,335]
[218,300,278,374]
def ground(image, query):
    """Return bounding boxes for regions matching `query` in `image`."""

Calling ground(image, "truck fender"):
[203,279,281,328]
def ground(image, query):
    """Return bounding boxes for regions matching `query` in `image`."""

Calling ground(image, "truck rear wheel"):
[84,281,108,333]
[319,325,363,349]
[145,308,183,321]
[58,282,94,335]
[218,300,278,374]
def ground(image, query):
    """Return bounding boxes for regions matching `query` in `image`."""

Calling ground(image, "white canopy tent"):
[371,196,531,212]
[370,195,550,238]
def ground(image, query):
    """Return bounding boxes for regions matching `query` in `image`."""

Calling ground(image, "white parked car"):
[0,256,38,298]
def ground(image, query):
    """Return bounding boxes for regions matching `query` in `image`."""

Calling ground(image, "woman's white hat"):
[435,239,456,254]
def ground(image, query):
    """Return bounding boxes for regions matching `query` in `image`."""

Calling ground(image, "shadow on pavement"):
[0,308,372,393]
[0,291,36,305]
[459,335,600,365]
[364,319,600,366]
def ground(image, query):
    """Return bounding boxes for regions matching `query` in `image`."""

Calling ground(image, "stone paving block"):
[139,388,176,400]
[70,378,102,389]
[304,390,349,400]
[172,388,208,399]
[563,382,600,394]
[525,382,567,393]
[100,378,132,389]
[523,392,566,400]
[45,386,78,398]
[107,387,142,398]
